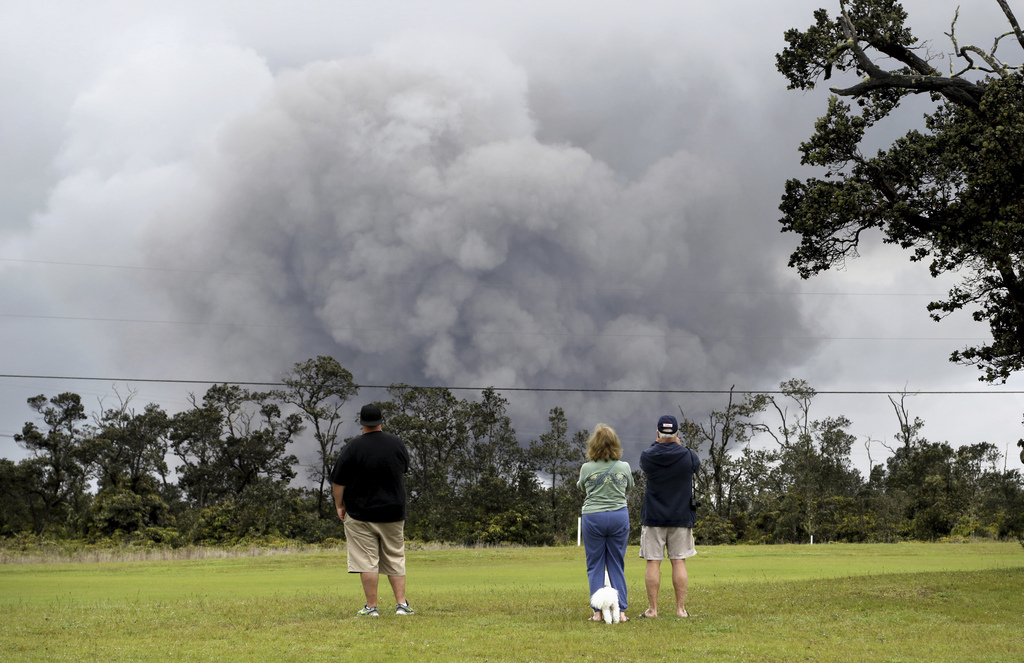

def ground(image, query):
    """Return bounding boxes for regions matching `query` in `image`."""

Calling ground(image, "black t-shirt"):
[329,431,409,523]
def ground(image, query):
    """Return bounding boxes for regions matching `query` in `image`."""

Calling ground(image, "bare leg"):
[360,572,379,607]
[670,558,689,617]
[387,574,407,605]
[643,559,661,617]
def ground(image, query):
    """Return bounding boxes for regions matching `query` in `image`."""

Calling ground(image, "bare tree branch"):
[830,71,984,103]
[832,10,984,108]
[996,0,1024,52]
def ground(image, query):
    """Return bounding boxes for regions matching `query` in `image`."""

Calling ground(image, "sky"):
[2,0,1023,479]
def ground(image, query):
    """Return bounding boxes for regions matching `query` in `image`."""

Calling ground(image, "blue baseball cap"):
[657,415,678,435]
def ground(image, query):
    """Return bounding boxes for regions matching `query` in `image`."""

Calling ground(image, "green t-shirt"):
[577,459,634,514]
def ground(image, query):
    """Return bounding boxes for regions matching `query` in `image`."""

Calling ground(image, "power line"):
[0,313,987,342]
[0,256,946,297]
[1,374,1022,395]
[0,257,260,277]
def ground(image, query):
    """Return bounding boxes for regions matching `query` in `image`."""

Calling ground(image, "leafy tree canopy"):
[777,0,1024,382]
[275,356,358,516]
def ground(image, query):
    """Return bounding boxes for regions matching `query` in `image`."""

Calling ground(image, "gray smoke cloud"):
[127,37,815,452]
[4,1,1020,470]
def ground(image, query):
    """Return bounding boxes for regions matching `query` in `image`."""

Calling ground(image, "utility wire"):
[0,256,945,297]
[0,313,986,342]
[1,374,1022,395]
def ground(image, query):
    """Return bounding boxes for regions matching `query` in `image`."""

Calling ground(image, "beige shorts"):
[343,517,406,576]
[639,525,696,560]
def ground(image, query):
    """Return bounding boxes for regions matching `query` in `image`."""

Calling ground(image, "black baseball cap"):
[358,403,383,427]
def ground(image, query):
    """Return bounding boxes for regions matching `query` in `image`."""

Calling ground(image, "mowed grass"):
[1,542,1022,662]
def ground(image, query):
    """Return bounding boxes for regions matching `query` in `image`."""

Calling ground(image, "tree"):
[381,384,471,540]
[87,391,174,537]
[169,396,222,509]
[757,379,817,448]
[276,356,358,518]
[530,407,586,537]
[89,391,171,494]
[777,415,862,541]
[777,0,1024,382]
[376,385,555,544]
[464,387,530,487]
[684,387,768,542]
[744,380,864,542]
[884,439,960,539]
[171,385,302,509]
[730,446,786,542]
[13,393,93,534]
[888,391,927,449]
[0,458,36,535]
[461,388,544,537]
[168,385,305,543]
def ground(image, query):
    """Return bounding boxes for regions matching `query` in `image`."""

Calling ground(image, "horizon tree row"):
[1,358,1023,546]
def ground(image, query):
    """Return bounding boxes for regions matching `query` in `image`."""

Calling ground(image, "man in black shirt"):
[330,403,413,617]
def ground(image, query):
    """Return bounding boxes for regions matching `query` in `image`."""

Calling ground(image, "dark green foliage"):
[379,385,566,545]
[689,380,1024,544]
[90,484,171,537]
[86,395,175,537]
[170,384,302,509]
[275,356,358,518]
[685,387,768,537]
[2,368,1024,546]
[0,458,36,536]
[627,469,646,545]
[13,393,93,535]
[380,383,472,540]
[89,399,172,494]
[529,407,587,540]
[777,1,1024,383]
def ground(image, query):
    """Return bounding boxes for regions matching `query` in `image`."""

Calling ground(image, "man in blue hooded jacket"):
[638,414,700,618]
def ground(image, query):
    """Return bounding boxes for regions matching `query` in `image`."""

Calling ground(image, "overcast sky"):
[2,0,1023,477]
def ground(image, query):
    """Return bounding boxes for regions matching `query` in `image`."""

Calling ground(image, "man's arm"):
[639,448,652,474]
[331,482,346,522]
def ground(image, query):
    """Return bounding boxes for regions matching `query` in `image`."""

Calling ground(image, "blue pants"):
[582,508,629,609]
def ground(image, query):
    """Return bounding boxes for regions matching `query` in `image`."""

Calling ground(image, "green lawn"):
[1,542,1022,661]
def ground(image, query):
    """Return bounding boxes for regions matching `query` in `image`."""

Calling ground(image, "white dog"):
[590,586,621,624]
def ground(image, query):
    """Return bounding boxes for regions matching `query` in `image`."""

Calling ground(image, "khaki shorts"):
[639,525,697,560]
[343,517,406,576]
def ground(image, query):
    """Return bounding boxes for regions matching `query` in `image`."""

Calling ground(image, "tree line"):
[680,380,1024,545]
[2,358,1023,547]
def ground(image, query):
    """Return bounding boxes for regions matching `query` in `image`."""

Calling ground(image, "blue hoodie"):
[639,442,700,527]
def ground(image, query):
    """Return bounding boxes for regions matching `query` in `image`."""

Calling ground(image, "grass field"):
[1,542,1022,661]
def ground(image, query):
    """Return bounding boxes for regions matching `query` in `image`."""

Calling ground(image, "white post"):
[577,517,582,546]
[810,535,814,545]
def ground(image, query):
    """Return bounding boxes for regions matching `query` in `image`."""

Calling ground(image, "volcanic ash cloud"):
[31,37,812,396]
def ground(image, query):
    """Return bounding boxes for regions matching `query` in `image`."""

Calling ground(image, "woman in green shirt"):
[577,424,634,622]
